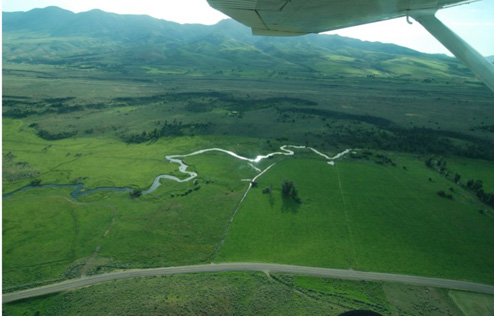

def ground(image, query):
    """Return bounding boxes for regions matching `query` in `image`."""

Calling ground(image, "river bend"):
[4,145,351,198]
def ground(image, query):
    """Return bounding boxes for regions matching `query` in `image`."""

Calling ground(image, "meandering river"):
[3,145,351,199]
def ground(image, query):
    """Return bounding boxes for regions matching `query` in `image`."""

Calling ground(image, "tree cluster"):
[3,108,37,118]
[281,180,301,203]
[425,156,494,208]
[437,190,453,200]
[425,157,448,175]
[36,129,77,140]
[130,189,142,198]
[122,121,213,144]
[286,109,494,160]
[466,179,494,208]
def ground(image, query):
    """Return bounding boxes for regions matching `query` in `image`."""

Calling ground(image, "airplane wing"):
[206,0,470,36]
[207,0,494,92]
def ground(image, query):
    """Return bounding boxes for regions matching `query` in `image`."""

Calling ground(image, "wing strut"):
[412,12,494,92]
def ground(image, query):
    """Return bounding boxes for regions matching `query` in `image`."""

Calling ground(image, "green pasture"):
[3,24,494,314]
[449,291,494,316]
[3,191,113,290]
[217,155,494,284]
[2,166,247,289]
[91,181,243,269]
[2,64,161,101]
[3,119,177,192]
[216,157,355,268]
[376,56,458,78]
[446,157,494,190]
[3,118,270,194]
[292,275,390,310]
[4,127,288,288]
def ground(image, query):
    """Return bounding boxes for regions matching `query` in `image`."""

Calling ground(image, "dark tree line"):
[37,129,77,140]
[3,108,38,118]
[425,157,494,208]
[316,126,494,161]
[466,179,494,208]
[276,104,494,161]
[280,107,395,128]
[122,121,213,144]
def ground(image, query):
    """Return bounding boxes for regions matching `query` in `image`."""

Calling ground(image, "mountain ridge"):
[2,7,473,80]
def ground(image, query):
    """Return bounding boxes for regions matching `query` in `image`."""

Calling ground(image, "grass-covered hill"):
[2,6,474,79]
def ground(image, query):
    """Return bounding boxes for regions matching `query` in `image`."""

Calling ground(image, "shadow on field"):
[281,195,300,213]
[268,191,275,208]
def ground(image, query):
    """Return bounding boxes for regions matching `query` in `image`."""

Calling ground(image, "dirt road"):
[4,262,494,303]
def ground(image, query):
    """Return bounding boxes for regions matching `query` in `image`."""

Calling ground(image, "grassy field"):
[3,63,494,147]
[2,118,270,194]
[3,58,494,314]
[216,157,355,268]
[3,191,113,289]
[3,118,176,193]
[0,273,386,316]
[216,154,494,283]
[6,272,492,316]
[2,173,245,291]
[3,126,280,290]
[446,157,494,190]
[449,291,494,316]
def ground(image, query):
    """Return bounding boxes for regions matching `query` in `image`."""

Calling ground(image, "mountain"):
[2,7,473,79]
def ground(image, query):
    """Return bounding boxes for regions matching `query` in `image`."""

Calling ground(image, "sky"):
[2,0,494,56]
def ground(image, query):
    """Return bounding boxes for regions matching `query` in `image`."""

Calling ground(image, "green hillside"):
[2,7,475,80]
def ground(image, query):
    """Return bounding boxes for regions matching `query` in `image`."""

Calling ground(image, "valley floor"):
[3,64,494,315]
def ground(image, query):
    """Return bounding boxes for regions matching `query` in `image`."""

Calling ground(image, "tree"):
[425,158,433,168]
[472,180,483,192]
[454,173,461,184]
[281,180,301,203]
[130,189,142,198]
[437,190,453,200]
[30,179,42,186]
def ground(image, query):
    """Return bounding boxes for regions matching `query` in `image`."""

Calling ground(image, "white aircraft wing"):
[207,0,494,92]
